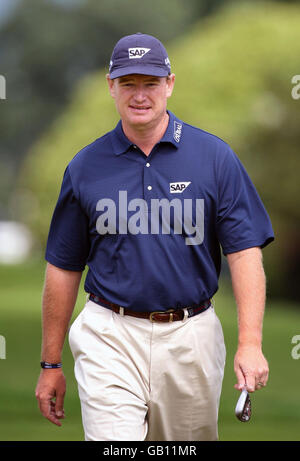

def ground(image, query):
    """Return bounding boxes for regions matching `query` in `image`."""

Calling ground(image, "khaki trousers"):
[68,299,226,441]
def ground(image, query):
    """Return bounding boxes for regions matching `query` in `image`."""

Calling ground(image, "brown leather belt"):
[89,293,211,322]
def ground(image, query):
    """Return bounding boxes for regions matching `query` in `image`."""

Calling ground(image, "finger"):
[50,400,65,417]
[39,397,62,426]
[234,366,246,391]
[261,368,269,385]
[255,368,269,390]
[55,392,65,419]
[245,374,256,393]
[255,376,267,390]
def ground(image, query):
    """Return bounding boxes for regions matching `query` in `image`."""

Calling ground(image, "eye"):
[120,82,134,87]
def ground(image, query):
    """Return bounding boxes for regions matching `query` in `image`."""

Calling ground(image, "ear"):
[106,74,116,98]
[166,73,175,99]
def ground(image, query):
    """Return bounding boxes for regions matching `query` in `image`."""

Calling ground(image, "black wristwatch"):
[40,361,62,369]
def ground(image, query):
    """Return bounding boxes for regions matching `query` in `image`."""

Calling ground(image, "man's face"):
[106,73,175,130]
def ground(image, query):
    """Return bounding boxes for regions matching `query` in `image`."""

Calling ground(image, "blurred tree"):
[243,75,300,299]
[17,1,300,300]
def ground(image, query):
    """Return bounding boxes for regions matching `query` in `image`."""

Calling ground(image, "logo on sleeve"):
[170,182,191,194]
[128,48,151,59]
[173,121,182,143]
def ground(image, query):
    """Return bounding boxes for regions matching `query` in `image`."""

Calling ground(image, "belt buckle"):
[149,309,176,323]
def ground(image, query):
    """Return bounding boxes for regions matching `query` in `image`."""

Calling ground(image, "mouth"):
[129,105,151,113]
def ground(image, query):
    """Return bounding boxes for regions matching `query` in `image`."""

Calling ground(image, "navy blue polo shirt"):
[45,111,274,312]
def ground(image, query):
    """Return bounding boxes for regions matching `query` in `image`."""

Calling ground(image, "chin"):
[128,114,153,126]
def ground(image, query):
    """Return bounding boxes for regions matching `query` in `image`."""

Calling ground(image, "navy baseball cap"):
[109,32,171,79]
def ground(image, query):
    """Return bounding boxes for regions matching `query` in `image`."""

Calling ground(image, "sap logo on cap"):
[165,57,171,68]
[128,47,151,59]
[170,182,191,194]
[173,121,182,143]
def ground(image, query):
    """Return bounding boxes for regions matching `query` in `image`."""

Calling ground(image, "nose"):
[133,84,147,103]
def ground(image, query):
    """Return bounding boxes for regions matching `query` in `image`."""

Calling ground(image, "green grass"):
[0,259,300,441]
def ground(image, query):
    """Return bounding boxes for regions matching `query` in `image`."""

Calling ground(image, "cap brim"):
[110,65,169,79]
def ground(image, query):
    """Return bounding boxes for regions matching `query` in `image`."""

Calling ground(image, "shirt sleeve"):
[216,147,274,255]
[45,166,90,271]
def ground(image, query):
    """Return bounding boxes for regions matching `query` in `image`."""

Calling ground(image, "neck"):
[122,112,169,156]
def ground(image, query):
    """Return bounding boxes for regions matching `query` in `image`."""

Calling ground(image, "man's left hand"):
[234,345,269,392]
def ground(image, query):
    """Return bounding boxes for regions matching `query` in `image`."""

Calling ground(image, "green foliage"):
[20,1,300,299]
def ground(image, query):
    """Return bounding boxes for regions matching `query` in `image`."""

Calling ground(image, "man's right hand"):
[35,368,66,426]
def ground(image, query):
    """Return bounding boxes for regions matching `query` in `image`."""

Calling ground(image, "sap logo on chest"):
[170,182,191,194]
[128,47,151,59]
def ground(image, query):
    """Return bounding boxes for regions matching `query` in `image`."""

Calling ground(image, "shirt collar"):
[110,110,183,156]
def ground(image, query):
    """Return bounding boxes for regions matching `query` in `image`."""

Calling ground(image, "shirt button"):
[146,162,150,167]
[133,145,137,149]
[147,185,152,191]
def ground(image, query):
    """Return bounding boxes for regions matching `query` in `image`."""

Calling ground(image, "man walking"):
[35,33,274,441]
